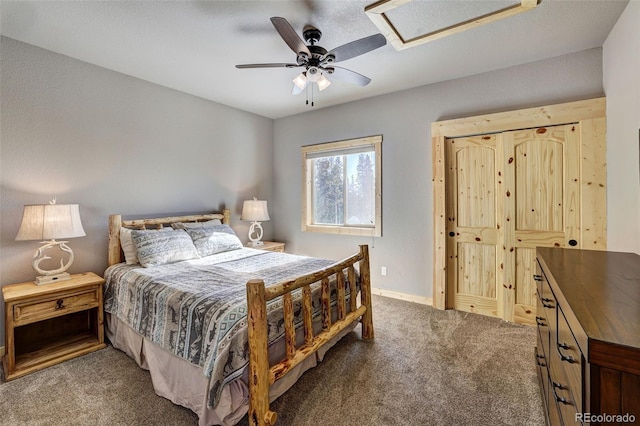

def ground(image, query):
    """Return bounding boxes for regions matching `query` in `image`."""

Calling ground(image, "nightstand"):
[2,272,106,380]
[252,241,285,253]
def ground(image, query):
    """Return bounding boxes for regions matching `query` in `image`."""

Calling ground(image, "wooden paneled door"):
[446,125,584,324]
[446,134,500,319]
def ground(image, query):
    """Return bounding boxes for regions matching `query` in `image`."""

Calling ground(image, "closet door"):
[502,125,581,324]
[446,125,581,324]
[446,134,500,319]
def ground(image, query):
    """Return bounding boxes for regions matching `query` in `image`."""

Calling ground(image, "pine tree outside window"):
[302,135,382,237]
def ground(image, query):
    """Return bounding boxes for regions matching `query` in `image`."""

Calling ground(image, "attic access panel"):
[366,0,539,50]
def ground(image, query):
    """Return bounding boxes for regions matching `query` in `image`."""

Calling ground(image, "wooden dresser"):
[535,248,640,425]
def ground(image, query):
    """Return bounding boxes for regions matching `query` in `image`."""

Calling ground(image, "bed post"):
[359,244,374,340]
[246,279,277,426]
[108,214,123,267]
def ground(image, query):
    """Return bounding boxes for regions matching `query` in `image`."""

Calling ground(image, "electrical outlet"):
[381,266,387,276]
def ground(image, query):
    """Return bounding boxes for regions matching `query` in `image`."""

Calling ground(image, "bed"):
[104,209,373,426]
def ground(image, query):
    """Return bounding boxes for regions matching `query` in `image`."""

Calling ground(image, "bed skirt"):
[105,312,357,426]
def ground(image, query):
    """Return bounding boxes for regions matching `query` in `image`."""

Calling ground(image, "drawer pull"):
[536,360,547,367]
[55,299,65,310]
[535,316,546,327]
[540,297,555,309]
[533,274,543,281]
[557,342,577,363]
[552,381,571,405]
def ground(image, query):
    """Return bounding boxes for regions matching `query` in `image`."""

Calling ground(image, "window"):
[302,135,382,236]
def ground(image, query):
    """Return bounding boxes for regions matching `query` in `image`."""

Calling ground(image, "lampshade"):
[16,204,86,241]
[241,199,270,222]
[293,72,307,90]
[317,74,331,91]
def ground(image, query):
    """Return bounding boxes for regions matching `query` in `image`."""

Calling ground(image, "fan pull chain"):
[311,83,314,107]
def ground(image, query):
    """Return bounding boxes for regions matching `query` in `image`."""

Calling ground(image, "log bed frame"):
[107,209,374,426]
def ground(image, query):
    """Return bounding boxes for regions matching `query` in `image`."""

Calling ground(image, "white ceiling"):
[0,0,629,119]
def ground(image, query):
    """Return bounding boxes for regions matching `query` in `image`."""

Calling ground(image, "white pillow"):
[184,225,243,257]
[131,229,199,267]
[120,226,173,265]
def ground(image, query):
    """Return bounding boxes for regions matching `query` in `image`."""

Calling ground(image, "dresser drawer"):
[556,306,583,412]
[536,329,549,404]
[536,292,551,361]
[549,350,580,424]
[535,263,556,319]
[13,288,100,326]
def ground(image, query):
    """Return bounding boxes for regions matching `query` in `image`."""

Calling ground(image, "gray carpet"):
[0,295,544,425]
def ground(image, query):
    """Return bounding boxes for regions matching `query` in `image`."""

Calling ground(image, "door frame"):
[432,97,607,310]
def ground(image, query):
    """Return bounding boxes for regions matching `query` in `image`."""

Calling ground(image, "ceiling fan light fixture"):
[293,72,307,90]
[317,74,331,91]
[306,66,321,82]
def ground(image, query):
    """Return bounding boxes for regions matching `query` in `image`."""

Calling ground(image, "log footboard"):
[246,245,373,426]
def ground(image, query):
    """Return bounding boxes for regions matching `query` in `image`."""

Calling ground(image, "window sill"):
[302,224,380,237]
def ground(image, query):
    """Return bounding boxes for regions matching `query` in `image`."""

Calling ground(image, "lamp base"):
[246,241,264,247]
[35,272,71,285]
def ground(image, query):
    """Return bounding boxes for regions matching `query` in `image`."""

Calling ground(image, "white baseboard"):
[371,287,432,306]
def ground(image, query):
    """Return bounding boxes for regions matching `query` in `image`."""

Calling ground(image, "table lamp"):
[241,197,270,247]
[15,199,86,284]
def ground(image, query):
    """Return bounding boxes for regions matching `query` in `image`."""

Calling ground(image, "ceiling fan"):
[236,17,387,96]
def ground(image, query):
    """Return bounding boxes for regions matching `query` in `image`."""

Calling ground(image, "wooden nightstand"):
[251,241,285,253]
[2,272,106,380]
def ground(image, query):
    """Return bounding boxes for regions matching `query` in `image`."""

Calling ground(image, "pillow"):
[184,225,243,257]
[120,226,173,265]
[131,229,199,267]
[172,219,222,229]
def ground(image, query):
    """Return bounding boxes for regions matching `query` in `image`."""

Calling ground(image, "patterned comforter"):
[103,248,355,408]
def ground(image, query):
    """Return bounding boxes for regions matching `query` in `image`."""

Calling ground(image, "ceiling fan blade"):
[327,66,372,87]
[270,17,311,57]
[236,63,300,69]
[325,33,386,63]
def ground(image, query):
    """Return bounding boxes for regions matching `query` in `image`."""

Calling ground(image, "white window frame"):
[302,135,382,237]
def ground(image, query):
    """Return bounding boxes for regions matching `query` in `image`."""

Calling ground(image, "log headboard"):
[107,209,231,267]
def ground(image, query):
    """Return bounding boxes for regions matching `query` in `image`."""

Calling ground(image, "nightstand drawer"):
[13,288,100,326]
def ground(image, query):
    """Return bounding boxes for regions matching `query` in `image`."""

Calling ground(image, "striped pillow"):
[131,229,199,267]
[184,225,243,257]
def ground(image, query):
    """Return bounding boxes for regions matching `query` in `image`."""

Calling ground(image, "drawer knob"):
[533,274,542,281]
[55,299,65,310]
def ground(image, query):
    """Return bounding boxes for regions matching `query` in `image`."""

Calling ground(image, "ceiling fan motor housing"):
[303,25,322,45]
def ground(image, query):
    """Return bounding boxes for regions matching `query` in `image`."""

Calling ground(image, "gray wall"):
[603,0,640,255]
[273,48,605,299]
[0,37,274,344]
